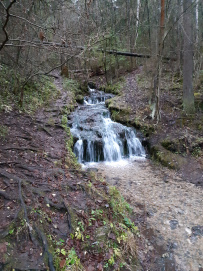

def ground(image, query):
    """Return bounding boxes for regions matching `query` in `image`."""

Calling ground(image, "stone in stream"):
[191,225,203,236]
[169,219,179,230]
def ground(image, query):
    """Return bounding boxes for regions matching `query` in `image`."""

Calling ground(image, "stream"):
[68,88,203,271]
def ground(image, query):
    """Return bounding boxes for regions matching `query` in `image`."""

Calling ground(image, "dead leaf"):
[86,265,95,271]
[108,233,116,240]
[0,243,7,254]
[97,263,103,271]
[60,259,66,268]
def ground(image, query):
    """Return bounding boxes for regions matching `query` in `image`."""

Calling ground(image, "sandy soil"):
[89,158,203,271]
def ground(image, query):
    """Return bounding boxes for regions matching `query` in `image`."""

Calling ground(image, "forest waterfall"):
[69,88,145,164]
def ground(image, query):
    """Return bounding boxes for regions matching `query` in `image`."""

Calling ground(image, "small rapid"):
[68,87,145,164]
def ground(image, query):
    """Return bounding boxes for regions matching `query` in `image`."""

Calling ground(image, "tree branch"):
[0,0,17,51]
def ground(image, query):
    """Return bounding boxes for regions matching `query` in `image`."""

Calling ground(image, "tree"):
[150,0,165,121]
[182,0,195,113]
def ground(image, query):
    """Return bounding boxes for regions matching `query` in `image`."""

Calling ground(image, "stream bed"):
[68,88,203,271]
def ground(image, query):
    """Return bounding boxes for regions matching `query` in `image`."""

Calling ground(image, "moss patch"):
[150,145,187,169]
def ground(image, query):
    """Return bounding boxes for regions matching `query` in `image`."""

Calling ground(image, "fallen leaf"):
[0,243,7,254]
[60,259,66,268]
[97,262,103,271]
[86,265,95,271]
[108,233,116,240]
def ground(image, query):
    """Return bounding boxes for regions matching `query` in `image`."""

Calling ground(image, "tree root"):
[45,197,72,232]
[34,225,56,271]
[0,190,16,200]
[40,126,53,137]
[63,200,72,232]
[18,178,37,244]
[0,208,22,239]
[0,170,33,184]
[2,146,38,152]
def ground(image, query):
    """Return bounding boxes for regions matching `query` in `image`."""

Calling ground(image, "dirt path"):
[90,159,203,271]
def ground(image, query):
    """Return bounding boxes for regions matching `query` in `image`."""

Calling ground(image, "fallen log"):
[7,40,176,61]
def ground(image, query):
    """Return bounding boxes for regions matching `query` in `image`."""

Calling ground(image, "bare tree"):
[182,0,195,113]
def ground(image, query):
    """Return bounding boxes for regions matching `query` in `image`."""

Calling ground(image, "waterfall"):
[69,88,145,164]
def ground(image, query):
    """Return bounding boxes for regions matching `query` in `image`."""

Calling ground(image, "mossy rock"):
[132,118,154,137]
[161,138,183,153]
[150,145,187,169]
[106,97,130,115]
[100,82,121,95]
[161,135,203,156]
[76,95,84,104]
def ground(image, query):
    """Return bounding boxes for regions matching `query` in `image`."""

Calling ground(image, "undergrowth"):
[0,64,59,114]
[50,182,139,271]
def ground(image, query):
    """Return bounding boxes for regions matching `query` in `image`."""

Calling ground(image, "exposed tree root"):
[16,135,32,141]
[0,190,16,200]
[45,197,72,232]
[2,146,38,152]
[0,208,22,239]
[40,126,53,137]
[18,178,37,244]
[34,225,56,271]
[62,200,72,232]
[0,170,33,184]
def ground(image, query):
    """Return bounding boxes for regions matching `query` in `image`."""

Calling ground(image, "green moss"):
[61,115,80,170]
[150,145,187,169]
[100,81,122,95]
[0,65,59,113]
[0,125,9,139]
[63,78,89,97]
[75,95,84,104]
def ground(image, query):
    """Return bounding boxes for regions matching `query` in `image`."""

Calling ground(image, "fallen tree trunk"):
[43,41,176,61]
[7,40,176,61]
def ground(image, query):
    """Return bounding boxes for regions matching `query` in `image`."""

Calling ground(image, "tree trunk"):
[183,0,195,114]
[195,0,199,43]
[150,0,165,121]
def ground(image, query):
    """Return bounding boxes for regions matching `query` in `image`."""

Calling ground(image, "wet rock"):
[76,95,84,104]
[88,82,96,89]
[147,207,157,217]
[87,168,98,173]
[192,226,203,237]
[169,220,179,230]
[167,242,178,251]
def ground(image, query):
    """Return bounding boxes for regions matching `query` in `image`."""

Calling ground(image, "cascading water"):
[69,88,145,164]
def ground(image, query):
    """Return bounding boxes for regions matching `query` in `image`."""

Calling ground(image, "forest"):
[0,0,202,270]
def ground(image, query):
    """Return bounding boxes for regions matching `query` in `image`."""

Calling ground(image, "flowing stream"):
[69,88,145,164]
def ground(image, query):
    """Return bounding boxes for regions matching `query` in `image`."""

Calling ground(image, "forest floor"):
[0,67,202,271]
[0,72,164,271]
